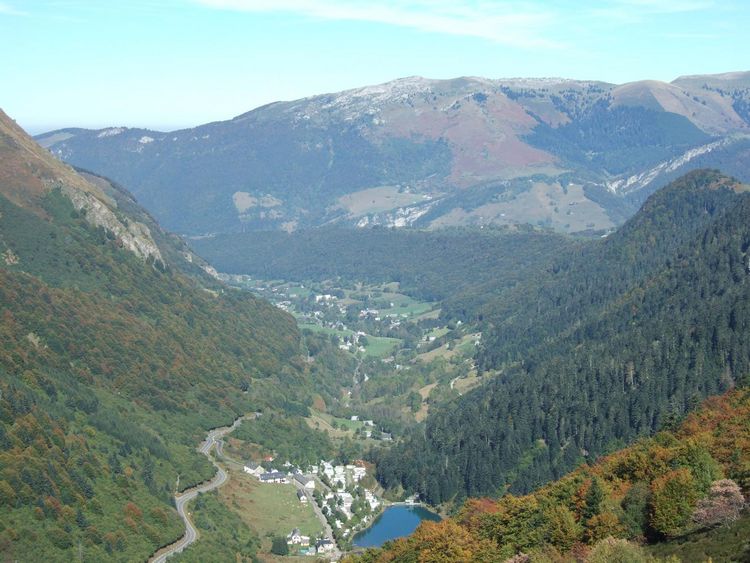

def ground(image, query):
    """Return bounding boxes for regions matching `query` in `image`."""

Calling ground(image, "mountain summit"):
[37,72,750,235]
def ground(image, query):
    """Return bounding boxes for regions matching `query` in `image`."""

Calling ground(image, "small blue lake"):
[352,505,442,548]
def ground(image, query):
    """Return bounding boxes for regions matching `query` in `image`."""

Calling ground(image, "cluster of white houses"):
[242,462,316,491]
[286,529,335,556]
[242,457,384,556]
[320,461,367,488]
[244,459,367,492]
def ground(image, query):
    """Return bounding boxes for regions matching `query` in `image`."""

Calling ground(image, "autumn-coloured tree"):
[544,505,582,550]
[477,495,546,557]
[123,501,143,521]
[649,468,699,537]
[376,520,497,563]
[584,512,626,544]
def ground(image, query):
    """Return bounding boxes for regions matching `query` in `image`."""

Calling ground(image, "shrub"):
[586,537,649,563]
[271,536,289,556]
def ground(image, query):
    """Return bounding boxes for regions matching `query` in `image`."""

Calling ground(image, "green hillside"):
[350,389,750,562]
[0,110,341,561]
[375,170,750,503]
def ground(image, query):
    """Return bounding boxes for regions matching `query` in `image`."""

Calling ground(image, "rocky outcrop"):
[59,183,163,263]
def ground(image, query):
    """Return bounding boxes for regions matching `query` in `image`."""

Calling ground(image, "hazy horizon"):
[3,0,749,133]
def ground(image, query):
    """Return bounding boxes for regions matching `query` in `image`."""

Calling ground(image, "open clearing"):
[429,181,614,233]
[418,333,480,362]
[336,186,427,216]
[415,382,438,422]
[219,470,323,544]
[453,371,484,395]
[306,410,363,438]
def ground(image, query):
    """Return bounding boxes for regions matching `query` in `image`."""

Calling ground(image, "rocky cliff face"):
[0,109,162,263]
[58,183,162,262]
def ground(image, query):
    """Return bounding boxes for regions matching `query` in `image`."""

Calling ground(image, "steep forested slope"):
[376,170,750,504]
[353,389,750,562]
[190,226,573,303]
[0,110,339,561]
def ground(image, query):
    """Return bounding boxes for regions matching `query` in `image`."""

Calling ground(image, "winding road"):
[149,418,243,563]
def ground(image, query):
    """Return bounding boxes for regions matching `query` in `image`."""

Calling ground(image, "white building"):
[294,473,316,490]
[243,462,264,478]
[287,528,310,546]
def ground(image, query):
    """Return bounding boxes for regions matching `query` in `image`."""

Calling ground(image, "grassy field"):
[415,382,438,422]
[299,323,399,358]
[305,410,382,447]
[377,292,435,317]
[363,335,401,357]
[308,409,364,432]
[414,308,441,321]
[298,322,352,339]
[452,371,484,395]
[417,333,479,362]
[284,284,312,297]
[219,470,323,545]
[425,327,450,339]
[336,186,426,216]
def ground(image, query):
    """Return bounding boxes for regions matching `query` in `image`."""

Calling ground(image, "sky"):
[1,0,748,134]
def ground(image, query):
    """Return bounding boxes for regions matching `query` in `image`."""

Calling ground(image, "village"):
[242,455,386,558]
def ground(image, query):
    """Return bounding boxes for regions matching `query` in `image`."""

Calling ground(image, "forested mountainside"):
[351,389,750,562]
[36,72,750,235]
[375,170,750,504]
[0,109,345,561]
[190,226,574,303]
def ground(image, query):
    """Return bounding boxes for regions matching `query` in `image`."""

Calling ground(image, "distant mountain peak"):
[35,71,750,236]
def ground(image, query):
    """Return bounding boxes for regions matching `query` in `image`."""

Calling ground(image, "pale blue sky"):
[1,0,747,133]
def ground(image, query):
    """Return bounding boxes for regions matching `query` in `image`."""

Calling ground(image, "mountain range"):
[35,71,750,236]
[3,65,750,561]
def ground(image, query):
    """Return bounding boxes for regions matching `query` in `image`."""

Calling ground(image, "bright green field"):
[363,335,401,357]
[298,322,352,338]
[376,292,435,317]
[311,409,366,431]
[299,323,400,358]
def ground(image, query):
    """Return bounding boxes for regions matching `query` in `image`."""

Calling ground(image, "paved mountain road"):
[149,418,243,563]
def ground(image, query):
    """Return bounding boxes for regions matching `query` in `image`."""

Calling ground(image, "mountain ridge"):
[35,71,750,236]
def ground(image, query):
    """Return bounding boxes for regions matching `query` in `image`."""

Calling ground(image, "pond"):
[352,505,442,548]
